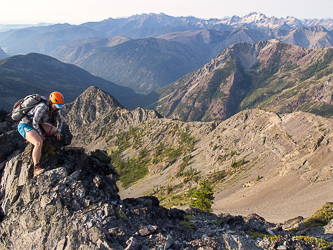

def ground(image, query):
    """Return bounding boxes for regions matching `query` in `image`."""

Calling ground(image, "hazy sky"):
[1,0,332,24]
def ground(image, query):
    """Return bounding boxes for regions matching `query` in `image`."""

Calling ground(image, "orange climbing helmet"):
[49,91,64,109]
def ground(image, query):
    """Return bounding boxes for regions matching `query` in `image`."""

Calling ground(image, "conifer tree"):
[189,179,214,212]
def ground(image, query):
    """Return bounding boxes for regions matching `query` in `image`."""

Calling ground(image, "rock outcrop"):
[0,142,122,249]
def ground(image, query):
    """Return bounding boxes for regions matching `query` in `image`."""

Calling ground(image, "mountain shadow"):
[0,53,143,111]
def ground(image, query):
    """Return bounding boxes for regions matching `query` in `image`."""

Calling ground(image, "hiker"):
[17,92,65,176]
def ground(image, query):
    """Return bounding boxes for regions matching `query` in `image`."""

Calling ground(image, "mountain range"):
[0,23,52,32]
[140,39,333,121]
[2,39,333,123]
[49,25,333,93]
[2,13,333,94]
[1,12,333,56]
[49,38,333,220]
[220,12,333,30]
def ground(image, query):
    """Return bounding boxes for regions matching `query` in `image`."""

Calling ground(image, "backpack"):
[11,94,47,121]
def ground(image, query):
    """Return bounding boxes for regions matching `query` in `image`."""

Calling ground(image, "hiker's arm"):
[32,104,47,135]
[55,111,63,134]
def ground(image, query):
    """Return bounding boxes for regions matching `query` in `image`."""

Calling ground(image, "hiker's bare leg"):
[41,123,61,140]
[25,129,43,165]
[40,123,57,136]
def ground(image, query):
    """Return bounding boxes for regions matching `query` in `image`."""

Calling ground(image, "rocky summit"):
[1,106,333,248]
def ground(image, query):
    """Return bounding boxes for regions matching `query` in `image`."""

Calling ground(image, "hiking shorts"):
[18,123,34,139]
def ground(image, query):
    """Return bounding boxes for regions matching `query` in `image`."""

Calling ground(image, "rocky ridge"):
[220,12,300,29]
[1,107,333,249]
[50,26,333,94]
[111,109,333,222]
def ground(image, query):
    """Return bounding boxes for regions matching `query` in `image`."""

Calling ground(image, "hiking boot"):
[34,164,44,177]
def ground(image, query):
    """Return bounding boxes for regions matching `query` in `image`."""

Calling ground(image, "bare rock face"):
[0,144,121,248]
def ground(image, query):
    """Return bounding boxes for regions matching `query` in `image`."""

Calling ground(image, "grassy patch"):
[246,231,269,240]
[180,220,195,231]
[295,236,333,249]
[231,157,246,168]
[208,170,227,184]
[309,103,333,118]
[109,148,150,189]
[108,124,198,190]
[302,202,333,229]
[108,130,150,189]
[154,190,194,209]
[268,234,333,249]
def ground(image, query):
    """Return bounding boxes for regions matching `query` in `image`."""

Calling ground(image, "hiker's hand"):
[54,132,61,141]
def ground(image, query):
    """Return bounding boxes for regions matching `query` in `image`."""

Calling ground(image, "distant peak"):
[246,12,266,17]
[70,86,125,111]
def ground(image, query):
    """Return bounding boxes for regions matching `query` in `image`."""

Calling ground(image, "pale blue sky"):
[1,0,332,24]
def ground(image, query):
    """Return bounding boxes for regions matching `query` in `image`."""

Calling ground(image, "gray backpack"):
[11,94,47,121]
